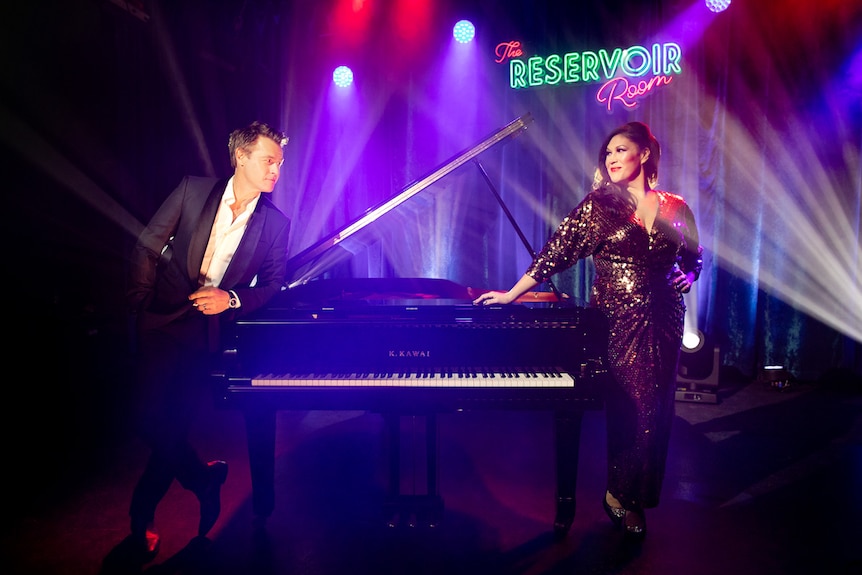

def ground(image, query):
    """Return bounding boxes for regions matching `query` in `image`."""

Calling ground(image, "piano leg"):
[384,412,400,521]
[553,410,583,538]
[426,413,438,505]
[244,406,277,519]
[382,413,443,528]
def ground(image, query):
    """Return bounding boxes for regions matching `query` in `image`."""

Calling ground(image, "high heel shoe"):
[553,497,576,539]
[623,508,647,541]
[602,494,625,528]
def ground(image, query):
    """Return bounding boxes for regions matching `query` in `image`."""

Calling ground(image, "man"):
[126,121,290,559]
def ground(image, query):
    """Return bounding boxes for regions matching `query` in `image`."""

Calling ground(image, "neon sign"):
[497,41,682,112]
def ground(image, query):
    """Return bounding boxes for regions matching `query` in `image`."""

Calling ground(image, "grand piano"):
[215,113,610,535]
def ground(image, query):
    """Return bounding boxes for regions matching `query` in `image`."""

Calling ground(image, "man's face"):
[237,137,284,193]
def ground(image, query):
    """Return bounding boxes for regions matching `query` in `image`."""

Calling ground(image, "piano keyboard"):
[251,369,574,388]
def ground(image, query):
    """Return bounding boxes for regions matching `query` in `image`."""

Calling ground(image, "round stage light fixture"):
[453,20,475,44]
[705,0,731,13]
[682,330,704,352]
[333,65,354,88]
[676,329,720,403]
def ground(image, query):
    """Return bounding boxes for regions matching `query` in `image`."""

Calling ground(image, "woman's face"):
[605,135,647,185]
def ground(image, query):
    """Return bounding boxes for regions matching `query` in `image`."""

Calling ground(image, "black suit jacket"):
[128,176,290,345]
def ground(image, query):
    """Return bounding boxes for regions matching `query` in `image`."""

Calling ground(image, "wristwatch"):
[228,290,240,309]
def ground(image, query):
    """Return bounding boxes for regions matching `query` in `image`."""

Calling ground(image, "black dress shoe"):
[602,495,625,528]
[553,497,576,539]
[197,460,228,537]
[142,528,161,557]
[128,523,161,562]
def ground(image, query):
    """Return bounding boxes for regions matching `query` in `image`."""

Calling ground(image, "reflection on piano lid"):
[271,277,475,310]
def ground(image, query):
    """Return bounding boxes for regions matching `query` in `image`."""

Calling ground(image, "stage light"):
[332,65,354,88]
[758,365,793,391]
[705,0,731,13]
[682,330,703,352]
[453,20,475,44]
[676,329,721,403]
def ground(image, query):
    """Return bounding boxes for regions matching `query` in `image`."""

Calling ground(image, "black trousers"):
[128,315,213,528]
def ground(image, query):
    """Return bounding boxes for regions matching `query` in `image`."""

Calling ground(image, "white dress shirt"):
[198,177,260,288]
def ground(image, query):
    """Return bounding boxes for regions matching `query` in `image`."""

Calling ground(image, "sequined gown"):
[526,190,703,510]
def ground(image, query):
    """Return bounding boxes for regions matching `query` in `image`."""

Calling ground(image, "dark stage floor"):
[4,332,861,575]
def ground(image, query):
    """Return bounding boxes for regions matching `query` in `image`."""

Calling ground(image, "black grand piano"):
[215,113,610,536]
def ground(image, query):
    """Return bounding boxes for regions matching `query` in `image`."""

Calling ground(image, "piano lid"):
[285,113,534,289]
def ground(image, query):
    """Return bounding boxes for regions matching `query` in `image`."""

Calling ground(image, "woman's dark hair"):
[228,121,289,168]
[591,121,661,219]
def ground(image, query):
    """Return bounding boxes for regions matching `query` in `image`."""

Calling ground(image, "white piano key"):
[251,369,574,388]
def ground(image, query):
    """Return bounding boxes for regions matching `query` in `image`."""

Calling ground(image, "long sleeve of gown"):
[526,196,604,282]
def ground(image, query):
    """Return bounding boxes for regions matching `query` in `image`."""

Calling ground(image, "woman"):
[474,121,703,540]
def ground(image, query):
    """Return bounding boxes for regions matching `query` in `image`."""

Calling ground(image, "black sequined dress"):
[526,190,703,510]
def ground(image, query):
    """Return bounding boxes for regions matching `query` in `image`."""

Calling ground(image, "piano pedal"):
[383,496,443,529]
[382,511,420,529]
[384,505,404,529]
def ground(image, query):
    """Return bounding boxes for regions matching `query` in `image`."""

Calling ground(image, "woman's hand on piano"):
[473,290,514,306]
[473,274,540,306]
